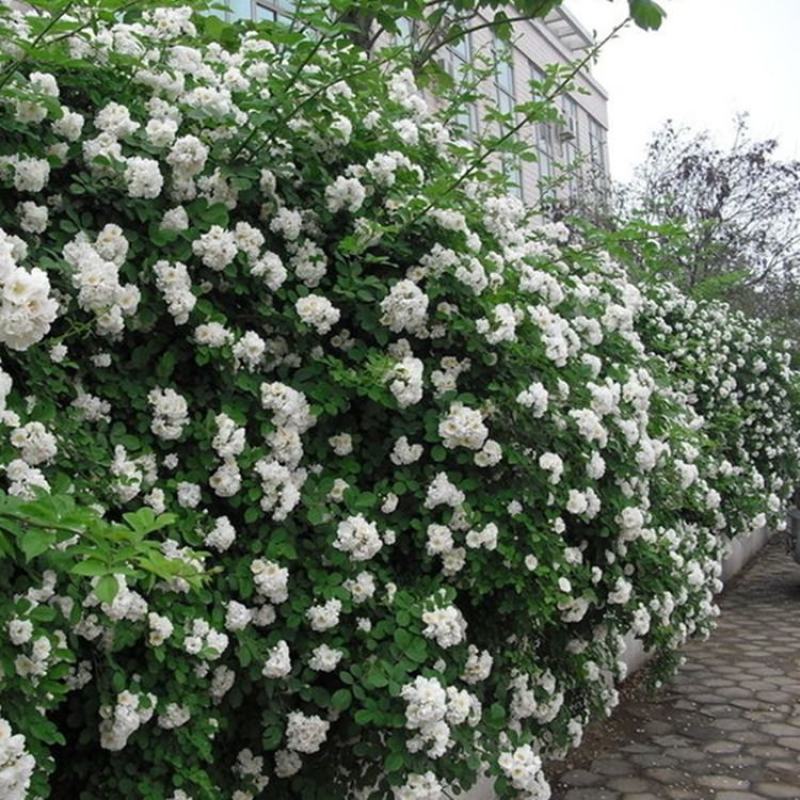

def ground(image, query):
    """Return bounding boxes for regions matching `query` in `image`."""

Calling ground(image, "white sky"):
[563,0,800,182]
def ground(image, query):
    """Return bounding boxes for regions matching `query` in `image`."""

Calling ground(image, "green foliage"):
[0,491,202,588]
[628,0,666,30]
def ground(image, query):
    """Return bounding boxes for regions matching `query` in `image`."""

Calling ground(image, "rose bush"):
[0,3,797,800]
[638,283,799,542]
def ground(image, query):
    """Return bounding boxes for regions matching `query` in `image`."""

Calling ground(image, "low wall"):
[463,526,774,800]
[620,525,773,676]
[721,526,772,582]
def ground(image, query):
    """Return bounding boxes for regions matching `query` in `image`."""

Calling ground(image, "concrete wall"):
[621,526,774,676]
[721,526,772,582]
[462,526,774,800]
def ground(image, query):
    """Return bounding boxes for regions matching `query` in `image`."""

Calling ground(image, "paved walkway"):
[552,536,800,800]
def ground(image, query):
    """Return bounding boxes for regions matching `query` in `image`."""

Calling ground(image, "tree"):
[616,116,800,338]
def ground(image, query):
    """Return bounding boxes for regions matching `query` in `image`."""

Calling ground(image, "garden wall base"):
[463,526,773,800]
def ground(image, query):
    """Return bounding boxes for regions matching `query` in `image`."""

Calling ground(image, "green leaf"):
[20,530,56,561]
[123,508,175,536]
[487,703,506,730]
[71,559,111,577]
[30,605,56,622]
[331,688,352,710]
[431,445,447,462]
[262,723,282,750]
[406,637,427,663]
[155,350,177,383]
[366,666,389,688]
[112,671,126,692]
[95,574,119,604]
[27,714,64,745]
[629,0,666,30]
[354,709,373,725]
[199,202,230,227]
[385,752,404,772]
[307,506,326,525]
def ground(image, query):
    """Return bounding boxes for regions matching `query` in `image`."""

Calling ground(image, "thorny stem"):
[0,0,143,93]
[42,0,142,46]
[417,13,541,70]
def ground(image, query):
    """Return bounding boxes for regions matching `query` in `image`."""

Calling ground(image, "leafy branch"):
[0,492,205,602]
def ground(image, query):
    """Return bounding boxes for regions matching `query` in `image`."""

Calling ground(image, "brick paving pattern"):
[552,536,800,800]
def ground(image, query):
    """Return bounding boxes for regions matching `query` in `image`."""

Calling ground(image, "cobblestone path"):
[552,537,800,800]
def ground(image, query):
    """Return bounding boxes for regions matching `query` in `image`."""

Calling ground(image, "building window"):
[588,116,608,203]
[395,16,413,46]
[561,95,579,141]
[494,36,522,199]
[530,63,556,205]
[253,0,296,24]
[560,95,580,200]
[440,32,479,140]
[588,117,607,174]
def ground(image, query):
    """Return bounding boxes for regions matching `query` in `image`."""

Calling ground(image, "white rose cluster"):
[0,716,35,800]
[64,226,140,337]
[380,279,429,335]
[285,711,330,754]
[99,690,157,751]
[498,745,550,799]
[182,619,229,660]
[262,640,292,678]
[438,402,488,451]
[394,772,444,800]
[387,354,424,408]
[251,558,289,604]
[153,260,196,324]
[333,514,383,561]
[0,228,57,350]
[422,601,467,649]
[10,421,57,465]
[400,675,479,761]
[295,293,341,334]
[148,387,190,440]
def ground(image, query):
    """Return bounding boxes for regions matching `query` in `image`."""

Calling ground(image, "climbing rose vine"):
[0,4,798,800]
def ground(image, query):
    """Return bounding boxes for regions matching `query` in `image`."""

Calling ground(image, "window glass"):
[224,0,252,20]
[494,36,522,198]
[530,61,555,202]
[560,96,579,200]
[562,95,578,139]
[588,118,606,170]
[587,116,608,205]
[254,0,295,24]
[395,17,413,46]
[442,32,478,139]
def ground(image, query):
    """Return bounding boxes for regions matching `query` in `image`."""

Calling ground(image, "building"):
[523,6,610,209]
[222,2,610,211]
[431,4,611,211]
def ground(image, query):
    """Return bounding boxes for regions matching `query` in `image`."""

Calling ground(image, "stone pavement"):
[551,536,800,800]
